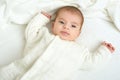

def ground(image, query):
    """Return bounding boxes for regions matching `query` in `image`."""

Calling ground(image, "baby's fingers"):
[107,43,115,53]
[102,41,115,53]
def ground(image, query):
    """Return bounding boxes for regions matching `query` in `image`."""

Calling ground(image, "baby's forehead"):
[57,7,84,27]
[58,9,82,17]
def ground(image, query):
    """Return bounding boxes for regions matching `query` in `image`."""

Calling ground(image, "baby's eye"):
[59,21,64,24]
[71,25,76,28]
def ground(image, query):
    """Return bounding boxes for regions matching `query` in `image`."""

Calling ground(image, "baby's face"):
[52,10,82,41]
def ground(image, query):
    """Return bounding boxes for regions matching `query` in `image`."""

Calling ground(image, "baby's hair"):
[52,6,84,30]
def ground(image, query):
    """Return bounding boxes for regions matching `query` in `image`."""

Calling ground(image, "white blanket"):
[0,0,120,80]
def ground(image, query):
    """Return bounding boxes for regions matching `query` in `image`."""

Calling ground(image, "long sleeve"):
[80,45,112,70]
[23,12,53,56]
[25,12,50,43]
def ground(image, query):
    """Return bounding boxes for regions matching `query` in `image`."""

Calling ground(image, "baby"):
[42,6,115,53]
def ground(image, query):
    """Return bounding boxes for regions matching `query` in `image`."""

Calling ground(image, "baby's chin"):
[59,36,74,41]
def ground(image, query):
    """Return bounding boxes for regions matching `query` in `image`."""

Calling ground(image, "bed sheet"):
[0,0,120,80]
[0,23,25,66]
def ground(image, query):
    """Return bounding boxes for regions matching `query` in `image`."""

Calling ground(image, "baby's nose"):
[63,24,69,29]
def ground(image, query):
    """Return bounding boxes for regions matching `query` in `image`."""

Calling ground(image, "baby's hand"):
[41,11,51,19]
[102,41,115,53]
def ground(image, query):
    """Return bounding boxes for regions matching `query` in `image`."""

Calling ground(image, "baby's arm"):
[102,41,115,53]
[80,41,115,70]
[25,11,50,42]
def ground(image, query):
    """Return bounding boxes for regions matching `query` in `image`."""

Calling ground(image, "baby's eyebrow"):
[58,18,65,20]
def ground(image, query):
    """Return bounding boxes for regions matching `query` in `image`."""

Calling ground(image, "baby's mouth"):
[60,31,69,36]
